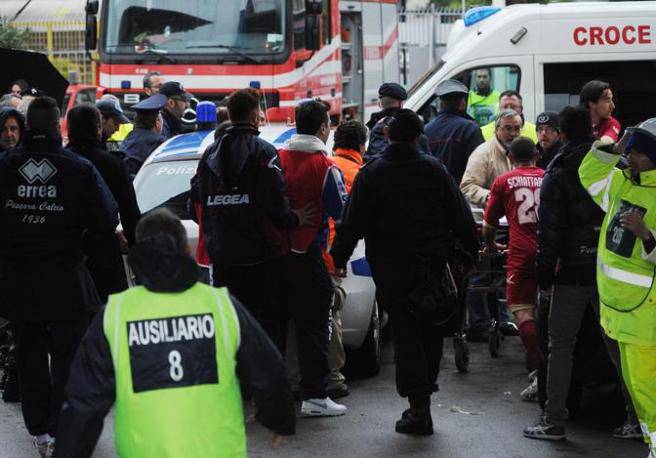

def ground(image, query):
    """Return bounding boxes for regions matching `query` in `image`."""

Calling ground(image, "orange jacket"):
[323,148,364,273]
[331,148,363,192]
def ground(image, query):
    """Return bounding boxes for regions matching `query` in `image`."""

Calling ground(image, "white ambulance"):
[406,2,656,129]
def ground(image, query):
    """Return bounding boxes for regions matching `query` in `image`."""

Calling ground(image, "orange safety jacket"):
[323,148,364,273]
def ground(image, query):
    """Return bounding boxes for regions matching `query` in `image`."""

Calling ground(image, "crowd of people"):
[0,68,654,458]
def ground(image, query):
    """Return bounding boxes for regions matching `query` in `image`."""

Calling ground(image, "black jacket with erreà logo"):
[0,130,119,321]
[198,124,298,266]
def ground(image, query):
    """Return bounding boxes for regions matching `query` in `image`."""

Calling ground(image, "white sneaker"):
[301,397,347,417]
[520,377,538,402]
[33,438,55,458]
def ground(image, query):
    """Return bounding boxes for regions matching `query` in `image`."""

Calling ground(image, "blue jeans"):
[466,271,512,329]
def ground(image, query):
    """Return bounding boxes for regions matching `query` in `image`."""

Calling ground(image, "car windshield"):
[104,0,286,55]
[134,160,198,219]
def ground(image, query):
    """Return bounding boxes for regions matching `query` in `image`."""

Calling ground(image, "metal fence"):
[398,7,463,86]
[9,18,94,85]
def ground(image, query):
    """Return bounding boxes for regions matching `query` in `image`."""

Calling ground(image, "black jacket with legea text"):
[198,124,298,266]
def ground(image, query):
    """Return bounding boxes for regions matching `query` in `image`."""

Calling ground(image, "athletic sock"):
[519,319,539,371]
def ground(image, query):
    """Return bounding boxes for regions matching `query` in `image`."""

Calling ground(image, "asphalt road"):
[0,337,648,458]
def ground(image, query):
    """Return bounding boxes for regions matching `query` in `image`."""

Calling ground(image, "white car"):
[132,126,381,376]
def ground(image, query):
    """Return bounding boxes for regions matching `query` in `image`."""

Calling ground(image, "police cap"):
[159,81,192,101]
[435,79,468,98]
[378,82,407,101]
[132,93,167,113]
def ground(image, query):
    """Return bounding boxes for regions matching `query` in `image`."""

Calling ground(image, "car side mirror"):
[305,15,321,51]
[85,14,97,51]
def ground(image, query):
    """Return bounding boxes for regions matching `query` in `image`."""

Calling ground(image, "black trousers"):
[282,246,332,400]
[13,318,88,437]
[372,255,445,399]
[212,258,285,352]
[536,295,550,410]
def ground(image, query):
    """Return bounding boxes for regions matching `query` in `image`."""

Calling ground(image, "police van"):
[406,1,656,129]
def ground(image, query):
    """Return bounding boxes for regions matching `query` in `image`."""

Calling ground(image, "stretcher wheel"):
[488,331,501,358]
[454,337,470,373]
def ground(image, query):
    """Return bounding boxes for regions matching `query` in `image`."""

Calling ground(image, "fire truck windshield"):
[104,0,286,56]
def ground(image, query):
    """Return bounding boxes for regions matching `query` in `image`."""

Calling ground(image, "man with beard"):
[159,81,192,139]
[579,80,621,143]
[535,111,562,169]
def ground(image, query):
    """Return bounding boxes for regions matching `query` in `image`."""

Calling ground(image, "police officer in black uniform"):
[365,83,407,158]
[331,109,479,436]
[424,79,484,184]
[121,94,167,179]
[0,96,118,457]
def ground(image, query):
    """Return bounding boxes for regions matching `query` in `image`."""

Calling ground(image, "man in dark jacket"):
[524,106,638,441]
[66,104,141,302]
[535,111,562,169]
[365,83,407,158]
[0,107,25,153]
[55,208,296,457]
[96,96,130,151]
[122,94,167,179]
[331,109,479,435]
[0,97,118,456]
[159,81,191,139]
[198,88,314,350]
[425,79,484,183]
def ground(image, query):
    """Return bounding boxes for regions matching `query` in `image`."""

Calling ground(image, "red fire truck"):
[84,0,399,123]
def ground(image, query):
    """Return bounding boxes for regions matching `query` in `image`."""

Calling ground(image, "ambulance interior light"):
[464,6,501,27]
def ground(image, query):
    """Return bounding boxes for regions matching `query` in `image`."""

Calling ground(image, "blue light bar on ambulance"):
[464,6,501,27]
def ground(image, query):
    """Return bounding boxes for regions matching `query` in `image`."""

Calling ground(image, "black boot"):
[395,394,433,435]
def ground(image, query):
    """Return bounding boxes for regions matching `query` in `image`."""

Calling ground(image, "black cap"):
[159,81,192,101]
[96,99,130,124]
[535,111,560,131]
[435,79,468,97]
[132,94,167,112]
[378,82,407,101]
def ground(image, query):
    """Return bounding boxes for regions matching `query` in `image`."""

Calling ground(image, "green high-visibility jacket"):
[467,90,500,126]
[104,283,246,457]
[579,142,656,346]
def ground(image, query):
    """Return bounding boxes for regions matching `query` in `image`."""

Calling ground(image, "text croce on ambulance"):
[406,2,656,131]
[84,0,399,123]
